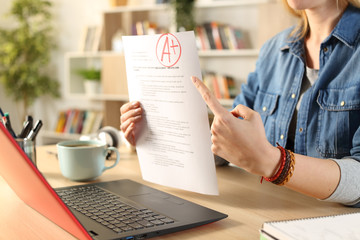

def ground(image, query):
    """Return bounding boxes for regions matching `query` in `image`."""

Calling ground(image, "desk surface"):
[0,145,358,240]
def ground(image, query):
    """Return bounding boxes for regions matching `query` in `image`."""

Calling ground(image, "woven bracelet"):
[278,149,295,186]
[272,149,291,185]
[261,144,286,183]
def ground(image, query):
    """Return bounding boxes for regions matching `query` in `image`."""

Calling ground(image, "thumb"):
[230,104,255,120]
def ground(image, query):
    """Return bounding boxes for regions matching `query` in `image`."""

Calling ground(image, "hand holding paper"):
[120,101,142,146]
[123,31,218,195]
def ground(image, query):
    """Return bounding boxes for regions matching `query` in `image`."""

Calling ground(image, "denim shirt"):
[233,5,360,162]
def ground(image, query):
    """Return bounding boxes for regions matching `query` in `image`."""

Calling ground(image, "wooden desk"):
[0,145,358,240]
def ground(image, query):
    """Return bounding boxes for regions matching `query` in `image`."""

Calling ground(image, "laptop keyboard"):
[56,185,175,234]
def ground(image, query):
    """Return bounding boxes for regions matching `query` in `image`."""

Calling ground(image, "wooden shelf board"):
[104,0,276,14]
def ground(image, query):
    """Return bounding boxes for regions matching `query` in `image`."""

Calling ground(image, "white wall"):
[0,0,20,132]
[0,0,110,143]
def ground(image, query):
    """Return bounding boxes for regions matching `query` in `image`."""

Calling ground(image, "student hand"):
[191,76,280,177]
[120,101,143,146]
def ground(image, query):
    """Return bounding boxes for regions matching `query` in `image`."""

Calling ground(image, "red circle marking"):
[156,33,182,67]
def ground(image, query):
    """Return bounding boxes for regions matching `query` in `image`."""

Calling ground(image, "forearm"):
[284,153,340,200]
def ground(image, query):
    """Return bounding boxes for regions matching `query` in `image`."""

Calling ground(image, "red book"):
[211,74,222,99]
[211,22,223,50]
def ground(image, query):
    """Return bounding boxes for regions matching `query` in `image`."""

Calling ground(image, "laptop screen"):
[0,123,91,240]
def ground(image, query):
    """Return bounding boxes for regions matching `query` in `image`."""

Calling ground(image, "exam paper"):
[123,31,218,195]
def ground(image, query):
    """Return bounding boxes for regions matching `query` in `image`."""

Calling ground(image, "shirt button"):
[262,106,267,112]
[340,101,345,106]
[291,93,296,99]
[299,128,303,133]
[280,134,284,140]
[323,47,328,52]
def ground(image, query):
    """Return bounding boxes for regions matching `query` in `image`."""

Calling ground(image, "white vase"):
[83,80,101,95]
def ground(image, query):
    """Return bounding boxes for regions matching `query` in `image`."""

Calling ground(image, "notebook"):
[260,212,360,240]
[0,123,227,240]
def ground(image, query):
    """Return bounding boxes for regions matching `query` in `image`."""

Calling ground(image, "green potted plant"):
[76,68,102,95]
[0,0,60,120]
[171,0,196,32]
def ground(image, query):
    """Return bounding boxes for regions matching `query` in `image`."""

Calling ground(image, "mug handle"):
[102,146,120,172]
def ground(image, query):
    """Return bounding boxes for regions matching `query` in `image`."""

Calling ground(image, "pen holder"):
[16,138,37,167]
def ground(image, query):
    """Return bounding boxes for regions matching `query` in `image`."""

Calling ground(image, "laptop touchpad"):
[129,193,185,208]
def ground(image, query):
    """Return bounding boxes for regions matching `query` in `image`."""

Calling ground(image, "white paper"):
[123,31,218,195]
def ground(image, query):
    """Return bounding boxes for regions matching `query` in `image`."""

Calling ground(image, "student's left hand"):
[191,76,280,177]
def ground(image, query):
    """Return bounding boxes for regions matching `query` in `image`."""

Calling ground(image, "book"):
[75,110,86,134]
[90,111,103,133]
[203,22,216,50]
[196,22,247,51]
[79,25,102,52]
[226,76,237,98]
[217,74,230,99]
[62,109,75,133]
[195,26,210,50]
[202,72,238,100]
[224,25,237,50]
[218,24,229,50]
[211,73,222,99]
[202,72,214,95]
[54,109,103,135]
[132,21,165,36]
[210,22,223,50]
[233,28,246,49]
[261,212,360,240]
[69,109,81,133]
[55,111,67,133]
[81,110,97,135]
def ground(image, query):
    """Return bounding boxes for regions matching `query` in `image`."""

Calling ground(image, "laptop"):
[0,123,227,240]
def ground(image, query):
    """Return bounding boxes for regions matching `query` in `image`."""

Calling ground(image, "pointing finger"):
[191,76,228,116]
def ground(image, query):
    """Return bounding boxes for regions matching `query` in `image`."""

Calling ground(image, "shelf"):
[198,49,259,57]
[105,0,276,13]
[65,51,122,58]
[41,131,82,140]
[68,49,259,58]
[195,0,276,8]
[65,93,129,102]
[88,94,129,101]
[104,3,168,13]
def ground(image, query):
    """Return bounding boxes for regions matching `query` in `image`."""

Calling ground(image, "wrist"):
[263,145,282,178]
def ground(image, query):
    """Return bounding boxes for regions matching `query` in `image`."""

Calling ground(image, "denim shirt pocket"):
[316,86,360,158]
[254,90,279,144]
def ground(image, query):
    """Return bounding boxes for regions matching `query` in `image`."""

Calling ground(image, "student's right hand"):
[120,101,143,146]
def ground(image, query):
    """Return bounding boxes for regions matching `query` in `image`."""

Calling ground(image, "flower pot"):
[84,80,101,95]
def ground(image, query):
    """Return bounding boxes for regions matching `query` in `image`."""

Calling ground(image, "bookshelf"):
[42,0,294,144]
[99,0,285,103]
[64,51,129,101]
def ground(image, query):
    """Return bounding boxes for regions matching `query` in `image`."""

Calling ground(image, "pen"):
[4,112,17,138]
[26,120,43,141]
[18,120,32,138]
[25,115,33,129]
[1,107,5,125]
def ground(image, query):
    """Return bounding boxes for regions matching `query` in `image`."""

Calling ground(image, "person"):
[120,0,360,207]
